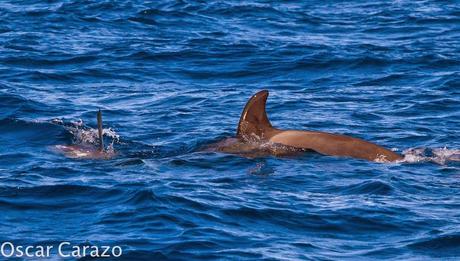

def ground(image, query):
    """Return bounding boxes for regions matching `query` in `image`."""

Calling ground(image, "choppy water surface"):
[1,1,459,260]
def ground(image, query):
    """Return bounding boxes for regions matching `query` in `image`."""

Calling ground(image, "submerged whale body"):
[210,90,403,162]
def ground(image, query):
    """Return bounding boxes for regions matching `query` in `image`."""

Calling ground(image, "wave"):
[407,232,460,257]
[340,180,394,195]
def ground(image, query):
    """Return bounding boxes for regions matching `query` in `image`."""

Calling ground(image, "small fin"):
[97,109,104,151]
[236,90,274,140]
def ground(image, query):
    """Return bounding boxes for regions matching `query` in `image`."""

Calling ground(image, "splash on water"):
[402,147,460,165]
[66,119,119,146]
[50,118,120,158]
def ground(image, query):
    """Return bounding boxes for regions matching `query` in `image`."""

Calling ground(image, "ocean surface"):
[1,0,459,260]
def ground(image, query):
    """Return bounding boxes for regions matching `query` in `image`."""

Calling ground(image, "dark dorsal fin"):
[236,90,275,140]
[97,109,104,151]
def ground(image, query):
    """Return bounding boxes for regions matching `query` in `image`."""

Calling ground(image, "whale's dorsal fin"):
[97,109,104,151]
[237,90,277,140]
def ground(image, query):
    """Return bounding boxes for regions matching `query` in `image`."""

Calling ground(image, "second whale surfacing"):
[207,90,403,162]
[52,110,116,160]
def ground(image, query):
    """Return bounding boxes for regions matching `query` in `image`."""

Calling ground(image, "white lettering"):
[25,246,34,257]
[16,245,24,257]
[1,242,14,257]
[35,245,46,257]
[46,246,54,257]
[90,246,99,257]
[100,246,110,257]
[112,246,122,257]
[82,245,90,257]
[71,245,80,257]
[58,242,71,257]
[0,242,122,258]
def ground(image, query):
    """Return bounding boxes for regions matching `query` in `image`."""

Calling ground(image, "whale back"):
[236,90,278,141]
[229,89,403,162]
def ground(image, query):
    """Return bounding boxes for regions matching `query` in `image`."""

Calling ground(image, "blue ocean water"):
[0,0,459,260]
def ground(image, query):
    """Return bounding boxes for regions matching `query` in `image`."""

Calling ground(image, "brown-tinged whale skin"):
[216,90,403,162]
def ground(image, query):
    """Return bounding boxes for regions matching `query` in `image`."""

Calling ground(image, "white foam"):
[62,119,120,151]
[402,147,460,165]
